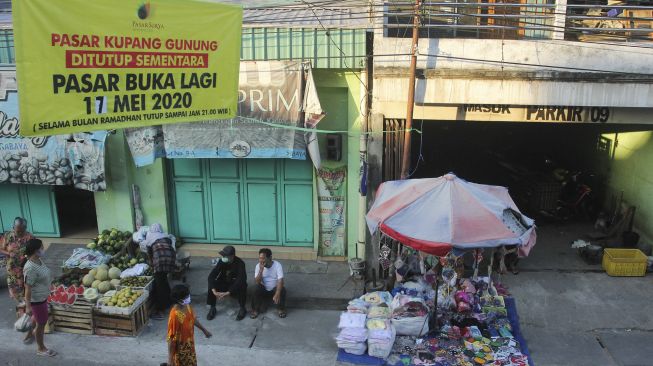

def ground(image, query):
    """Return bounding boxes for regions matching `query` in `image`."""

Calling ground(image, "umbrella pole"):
[473,249,480,280]
[430,257,441,333]
[489,248,497,287]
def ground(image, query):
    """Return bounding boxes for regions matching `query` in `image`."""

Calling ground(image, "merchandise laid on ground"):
[338,174,538,365]
[336,252,532,366]
[47,228,155,336]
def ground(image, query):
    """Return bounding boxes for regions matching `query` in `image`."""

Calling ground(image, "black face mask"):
[264,258,273,268]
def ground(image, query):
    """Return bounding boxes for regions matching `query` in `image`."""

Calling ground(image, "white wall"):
[373,37,653,108]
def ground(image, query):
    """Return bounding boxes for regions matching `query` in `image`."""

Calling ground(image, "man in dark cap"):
[206,245,247,321]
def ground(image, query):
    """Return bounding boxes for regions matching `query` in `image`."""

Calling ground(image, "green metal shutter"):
[169,159,313,246]
[0,184,60,237]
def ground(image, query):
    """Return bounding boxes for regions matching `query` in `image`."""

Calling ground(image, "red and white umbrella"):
[366,174,537,257]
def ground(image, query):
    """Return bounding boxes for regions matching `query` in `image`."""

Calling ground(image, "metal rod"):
[400,0,420,180]
[569,27,653,33]
[423,13,554,19]
[384,24,653,32]
[394,2,653,10]
[385,24,555,30]
[567,16,653,21]
[386,2,552,9]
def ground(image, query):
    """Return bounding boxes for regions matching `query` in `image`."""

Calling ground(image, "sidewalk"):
[1,242,356,366]
[21,224,653,366]
[502,222,653,366]
[0,304,340,366]
[42,242,363,309]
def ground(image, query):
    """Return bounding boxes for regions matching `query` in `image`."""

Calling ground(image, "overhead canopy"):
[366,174,537,257]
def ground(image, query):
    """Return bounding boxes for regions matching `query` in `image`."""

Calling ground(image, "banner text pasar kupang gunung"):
[12,0,242,136]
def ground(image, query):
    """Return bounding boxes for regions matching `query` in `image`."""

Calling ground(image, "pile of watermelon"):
[48,284,85,305]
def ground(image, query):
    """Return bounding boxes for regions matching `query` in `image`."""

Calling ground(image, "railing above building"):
[384,1,653,43]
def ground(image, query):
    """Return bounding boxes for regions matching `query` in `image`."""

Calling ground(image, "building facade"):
[366,1,653,264]
[0,4,371,260]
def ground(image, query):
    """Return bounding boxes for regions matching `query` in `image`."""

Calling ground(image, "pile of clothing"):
[367,303,395,358]
[336,312,367,355]
[391,294,430,337]
[337,291,395,356]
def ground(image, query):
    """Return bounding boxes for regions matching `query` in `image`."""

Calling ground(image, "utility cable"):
[240,116,422,136]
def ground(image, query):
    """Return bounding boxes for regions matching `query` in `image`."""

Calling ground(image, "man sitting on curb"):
[207,245,247,321]
[250,248,287,319]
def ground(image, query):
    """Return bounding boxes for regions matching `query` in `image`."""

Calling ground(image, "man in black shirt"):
[206,246,247,321]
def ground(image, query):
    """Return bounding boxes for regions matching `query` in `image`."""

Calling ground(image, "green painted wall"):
[313,70,364,258]
[94,131,135,232]
[605,131,653,243]
[129,157,170,232]
[96,70,364,259]
[94,130,170,233]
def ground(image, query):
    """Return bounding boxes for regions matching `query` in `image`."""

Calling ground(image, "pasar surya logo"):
[137,1,151,20]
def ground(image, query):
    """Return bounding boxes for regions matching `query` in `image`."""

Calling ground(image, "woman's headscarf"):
[142,223,168,248]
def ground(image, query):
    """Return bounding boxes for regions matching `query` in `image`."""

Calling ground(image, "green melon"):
[98,281,112,294]
[110,279,121,289]
[82,274,95,287]
[108,267,122,280]
[96,268,109,281]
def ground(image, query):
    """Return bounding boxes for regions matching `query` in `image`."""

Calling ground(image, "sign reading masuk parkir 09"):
[12,0,242,136]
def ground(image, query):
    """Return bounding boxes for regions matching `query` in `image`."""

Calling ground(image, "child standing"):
[167,285,212,366]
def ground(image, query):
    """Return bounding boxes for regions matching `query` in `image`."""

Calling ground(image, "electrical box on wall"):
[326,133,342,161]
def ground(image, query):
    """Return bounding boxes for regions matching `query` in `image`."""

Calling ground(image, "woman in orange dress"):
[167,285,212,366]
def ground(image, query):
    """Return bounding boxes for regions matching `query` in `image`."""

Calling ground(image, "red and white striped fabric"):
[366,174,537,257]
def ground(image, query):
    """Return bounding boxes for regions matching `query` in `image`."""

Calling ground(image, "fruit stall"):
[47,228,155,337]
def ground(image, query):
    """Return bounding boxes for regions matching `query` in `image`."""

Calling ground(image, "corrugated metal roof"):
[0,13,10,29]
[244,7,372,28]
[0,2,371,67]
[241,28,367,69]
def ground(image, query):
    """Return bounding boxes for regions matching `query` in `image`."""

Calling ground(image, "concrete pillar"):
[366,113,385,274]
[553,0,568,40]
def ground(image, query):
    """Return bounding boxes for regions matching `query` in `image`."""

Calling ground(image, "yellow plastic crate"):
[602,248,647,277]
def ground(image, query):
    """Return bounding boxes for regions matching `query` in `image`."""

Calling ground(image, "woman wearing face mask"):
[23,238,56,357]
[0,217,34,307]
[167,284,212,366]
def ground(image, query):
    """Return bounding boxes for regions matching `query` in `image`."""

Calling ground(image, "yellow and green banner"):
[13,0,242,136]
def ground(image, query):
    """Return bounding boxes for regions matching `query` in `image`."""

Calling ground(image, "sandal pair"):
[250,310,287,319]
[37,349,57,357]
